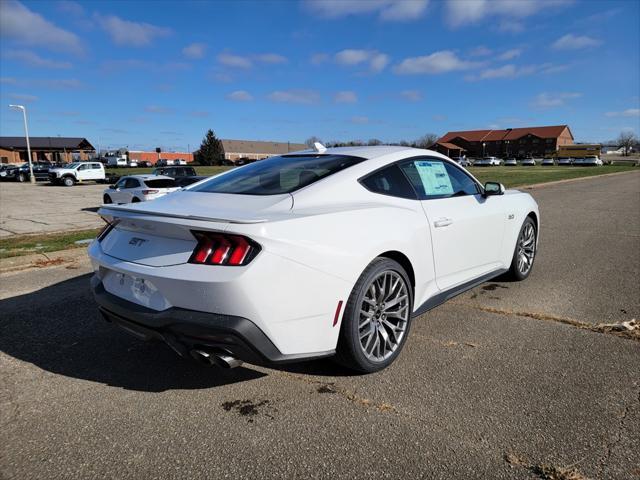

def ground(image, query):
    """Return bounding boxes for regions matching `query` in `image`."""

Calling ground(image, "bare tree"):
[617,131,638,156]
[414,133,439,149]
[367,138,382,146]
[305,136,322,148]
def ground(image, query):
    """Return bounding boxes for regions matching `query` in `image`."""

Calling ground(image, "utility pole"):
[9,104,35,184]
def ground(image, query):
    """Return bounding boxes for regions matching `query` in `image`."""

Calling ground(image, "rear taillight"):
[188,231,261,266]
[142,189,159,195]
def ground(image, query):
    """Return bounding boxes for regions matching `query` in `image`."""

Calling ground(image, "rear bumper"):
[91,275,335,365]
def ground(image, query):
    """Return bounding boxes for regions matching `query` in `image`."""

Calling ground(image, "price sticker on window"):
[415,161,453,196]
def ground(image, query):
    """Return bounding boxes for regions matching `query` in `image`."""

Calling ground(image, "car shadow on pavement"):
[0,273,266,392]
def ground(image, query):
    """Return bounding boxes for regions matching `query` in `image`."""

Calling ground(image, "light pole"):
[482,142,486,157]
[9,104,35,184]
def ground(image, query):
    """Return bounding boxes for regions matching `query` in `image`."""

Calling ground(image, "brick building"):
[221,139,307,163]
[0,137,95,164]
[128,151,193,164]
[433,125,574,158]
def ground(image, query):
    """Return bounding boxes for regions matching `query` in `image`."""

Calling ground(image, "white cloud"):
[97,14,171,47]
[469,46,492,57]
[9,93,38,102]
[182,42,206,59]
[552,33,601,50]
[350,116,369,124]
[334,91,358,103]
[310,53,329,65]
[4,49,72,69]
[1,77,17,84]
[497,48,522,60]
[304,0,429,21]
[56,1,84,16]
[217,52,252,69]
[531,92,581,108]
[400,90,423,102]
[444,0,573,28]
[394,50,479,74]
[468,61,568,81]
[227,90,254,102]
[0,0,83,53]
[497,20,524,33]
[255,53,288,64]
[334,49,390,73]
[267,89,320,104]
[605,109,640,118]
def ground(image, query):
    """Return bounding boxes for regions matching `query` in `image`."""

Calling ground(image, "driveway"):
[1,172,638,479]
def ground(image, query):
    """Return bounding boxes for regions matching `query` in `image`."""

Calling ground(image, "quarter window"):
[360,164,417,199]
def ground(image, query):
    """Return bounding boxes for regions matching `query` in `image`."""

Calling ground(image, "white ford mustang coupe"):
[89,145,539,372]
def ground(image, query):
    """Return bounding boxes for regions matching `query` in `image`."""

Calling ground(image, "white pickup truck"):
[49,162,107,186]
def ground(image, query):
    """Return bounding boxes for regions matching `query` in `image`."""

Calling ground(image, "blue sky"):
[0,0,638,152]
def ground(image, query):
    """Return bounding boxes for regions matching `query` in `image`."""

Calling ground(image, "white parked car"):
[127,160,139,168]
[504,158,518,166]
[475,157,502,166]
[49,162,106,186]
[541,158,555,166]
[573,157,585,166]
[89,146,539,372]
[583,155,603,166]
[174,159,188,166]
[103,175,180,204]
[521,158,537,166]
[557,157,573,166]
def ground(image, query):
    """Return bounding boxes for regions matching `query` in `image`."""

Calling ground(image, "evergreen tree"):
[196,129,225,165]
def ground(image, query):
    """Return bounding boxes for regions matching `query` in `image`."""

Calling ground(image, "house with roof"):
[0,137,95,164]
[433,125,574,158]
[221,139,307,163]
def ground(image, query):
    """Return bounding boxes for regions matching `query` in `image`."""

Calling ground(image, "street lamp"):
[482,142,486,157]
[9,104,35,184]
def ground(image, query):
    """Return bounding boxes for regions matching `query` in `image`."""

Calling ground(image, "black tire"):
[103,194,112,204]
[62,176,75,187]
[506,217,537,281]
[17,173,26,182]
[335,257,413,373]
[131,197,141,203]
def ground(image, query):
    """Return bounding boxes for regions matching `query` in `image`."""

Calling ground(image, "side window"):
[399,158,479,200]
[78,164,88,170]
[442,162,479,196]
[115,178,127,189]
[360,164,417,199]
[125,178,140,189]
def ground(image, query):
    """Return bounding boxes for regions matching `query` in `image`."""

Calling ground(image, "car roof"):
[287,145,418,160]
[123,174,174,180]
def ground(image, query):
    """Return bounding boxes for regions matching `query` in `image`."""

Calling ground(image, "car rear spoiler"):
[98,205,268,224]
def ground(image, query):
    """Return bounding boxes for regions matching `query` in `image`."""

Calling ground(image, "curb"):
[0,247,90,274]
[519,169,639,190]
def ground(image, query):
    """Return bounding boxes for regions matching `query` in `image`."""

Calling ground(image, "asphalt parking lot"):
[0,182,105,237]
[1,172,639,479]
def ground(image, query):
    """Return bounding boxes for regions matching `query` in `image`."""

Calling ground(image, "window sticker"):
[414,161,454,196]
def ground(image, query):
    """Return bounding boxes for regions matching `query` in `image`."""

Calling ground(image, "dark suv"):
[2,161,54,182]
[150,166,196,178]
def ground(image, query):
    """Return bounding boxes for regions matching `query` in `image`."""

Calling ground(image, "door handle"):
[434,218,453,228]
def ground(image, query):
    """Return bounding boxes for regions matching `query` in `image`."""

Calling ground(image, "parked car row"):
[452,156,604,167]
[102,171,208,204]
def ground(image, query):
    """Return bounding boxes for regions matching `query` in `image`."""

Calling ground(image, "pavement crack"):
[458,303,640,342]
[596,383,639,476]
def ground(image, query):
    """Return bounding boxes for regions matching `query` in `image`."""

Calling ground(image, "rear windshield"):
[190,154,365,195]
[144,179,176,188]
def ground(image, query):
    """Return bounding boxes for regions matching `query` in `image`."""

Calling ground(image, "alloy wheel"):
[516,223,536,275]
[358,271,409,362]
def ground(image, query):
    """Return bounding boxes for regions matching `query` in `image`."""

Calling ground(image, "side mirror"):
[109,184,116,189]
[484,182,505,196]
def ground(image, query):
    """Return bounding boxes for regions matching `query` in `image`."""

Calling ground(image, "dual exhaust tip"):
[190,348,243,369]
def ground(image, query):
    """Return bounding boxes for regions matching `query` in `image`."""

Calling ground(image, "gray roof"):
[221,139,306,155]
[0,137,95,150]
